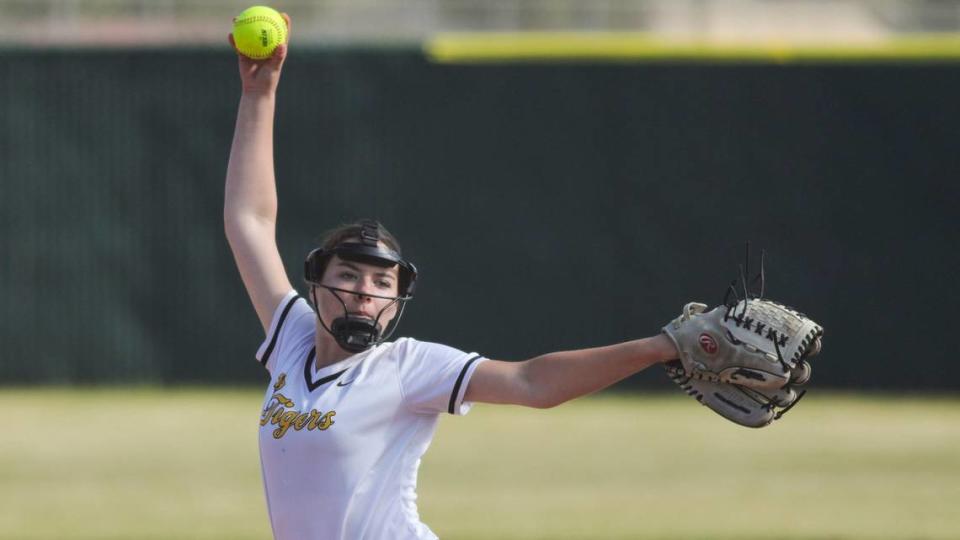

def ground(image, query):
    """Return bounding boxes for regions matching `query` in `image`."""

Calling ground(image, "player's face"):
[317,254,401,326]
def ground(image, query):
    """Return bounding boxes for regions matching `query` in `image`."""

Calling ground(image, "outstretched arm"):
[464,335,678,408]
[224,15,294,332]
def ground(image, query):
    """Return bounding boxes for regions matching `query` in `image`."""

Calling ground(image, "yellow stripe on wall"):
[425,32,960,63]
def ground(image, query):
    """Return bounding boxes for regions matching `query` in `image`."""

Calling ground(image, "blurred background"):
[2,0,958,389]
[2,2,959,540]
[3,0,960,44]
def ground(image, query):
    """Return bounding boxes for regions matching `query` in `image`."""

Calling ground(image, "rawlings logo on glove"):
[662,247,824,428]
[698,334,718,354]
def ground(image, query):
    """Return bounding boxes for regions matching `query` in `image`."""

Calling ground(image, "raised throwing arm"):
[223,15,294,332]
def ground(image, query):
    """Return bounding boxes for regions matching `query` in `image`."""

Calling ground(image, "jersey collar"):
[303,347,350,392]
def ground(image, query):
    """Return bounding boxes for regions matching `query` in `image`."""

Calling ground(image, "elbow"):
[223,214,241,243]
[529,399,559,410]
[529,394,569,410]
[224,197,278,234]
[224,212,275,241]
[223,207,241,236]
[523,393,552,409]
[522,381,567,410]
[516,361,568,409]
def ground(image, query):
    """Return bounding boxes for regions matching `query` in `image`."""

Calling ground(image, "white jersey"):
[255,290,487,540]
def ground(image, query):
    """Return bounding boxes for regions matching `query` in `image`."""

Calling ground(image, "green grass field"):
[1,389,958,539]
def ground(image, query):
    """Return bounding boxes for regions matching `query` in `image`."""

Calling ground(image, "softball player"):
[225,15,678,540]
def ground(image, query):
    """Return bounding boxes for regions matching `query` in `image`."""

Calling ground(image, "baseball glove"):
[662,249,823,428]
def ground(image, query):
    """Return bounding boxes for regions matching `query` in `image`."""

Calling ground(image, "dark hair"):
[319,220,402,253]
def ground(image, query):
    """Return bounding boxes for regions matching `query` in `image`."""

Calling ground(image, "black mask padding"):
[330,315,383,353]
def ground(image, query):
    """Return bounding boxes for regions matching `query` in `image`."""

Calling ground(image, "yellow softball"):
[232,6,288,60]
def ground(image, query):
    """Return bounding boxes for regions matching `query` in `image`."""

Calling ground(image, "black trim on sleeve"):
[303,347,349,392]
[259,294,303,366]
[448,355,482,415]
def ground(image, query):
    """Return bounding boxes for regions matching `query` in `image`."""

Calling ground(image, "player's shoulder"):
[279,293,315,333]
[265,290,315,329]
[385,337,476,371]
[257,290,316,371]
[287,293,316,320]
[387,336,464,358]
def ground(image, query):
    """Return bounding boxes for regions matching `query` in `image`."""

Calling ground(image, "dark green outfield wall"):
[1,48,957,389]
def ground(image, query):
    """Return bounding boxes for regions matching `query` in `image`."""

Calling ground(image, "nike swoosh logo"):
[337,378,357,387]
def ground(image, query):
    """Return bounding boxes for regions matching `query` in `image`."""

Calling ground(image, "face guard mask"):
[304,221,417,353]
